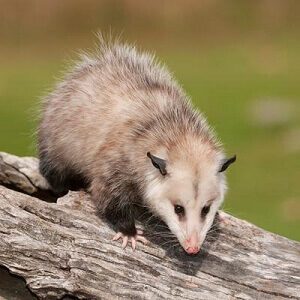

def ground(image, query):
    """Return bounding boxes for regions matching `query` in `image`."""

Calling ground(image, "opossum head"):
[146,149,235,255]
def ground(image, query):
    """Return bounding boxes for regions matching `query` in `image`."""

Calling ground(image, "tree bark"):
[0,152,299,300]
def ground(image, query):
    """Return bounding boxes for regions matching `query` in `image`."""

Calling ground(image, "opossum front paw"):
[112,230,148,250]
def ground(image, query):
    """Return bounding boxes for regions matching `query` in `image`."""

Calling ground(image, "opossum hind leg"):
[39,157,68,195]
[39,156,89,196]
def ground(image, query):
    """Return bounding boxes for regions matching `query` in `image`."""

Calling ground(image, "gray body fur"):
[38,40,225,244]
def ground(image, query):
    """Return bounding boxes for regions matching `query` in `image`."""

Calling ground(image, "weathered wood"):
[0,152,50,196]
[0,152,299,300]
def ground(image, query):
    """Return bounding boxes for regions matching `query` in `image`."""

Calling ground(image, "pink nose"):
[184,234,200,254]
[185,246,200,254]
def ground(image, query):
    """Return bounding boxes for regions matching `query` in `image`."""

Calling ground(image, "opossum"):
[38,39,236,254]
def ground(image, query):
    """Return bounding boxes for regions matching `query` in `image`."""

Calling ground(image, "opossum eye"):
[174,205,185,216]
[201,205,211,217]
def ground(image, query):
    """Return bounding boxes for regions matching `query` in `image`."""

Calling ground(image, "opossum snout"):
[184,233,200,254]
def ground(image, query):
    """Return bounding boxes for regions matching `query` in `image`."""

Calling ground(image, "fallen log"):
[0,152,54,202]
[0,152,299,299]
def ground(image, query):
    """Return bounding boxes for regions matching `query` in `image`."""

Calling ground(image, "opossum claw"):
[112,232,129,248]
[112,231,148,250]
[122,236,129,248]
[112,232,123,241]
[131,237,136,250]
[136,236,148,245]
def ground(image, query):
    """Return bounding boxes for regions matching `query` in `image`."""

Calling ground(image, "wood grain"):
[0,152,299,299]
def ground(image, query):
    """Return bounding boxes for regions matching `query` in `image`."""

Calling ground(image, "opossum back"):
[38,41,185,174]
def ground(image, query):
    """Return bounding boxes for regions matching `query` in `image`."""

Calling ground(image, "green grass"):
[0,42,299,241]
[0,62,61,156]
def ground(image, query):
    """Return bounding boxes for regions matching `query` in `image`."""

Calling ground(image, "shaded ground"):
[0,266,36,300]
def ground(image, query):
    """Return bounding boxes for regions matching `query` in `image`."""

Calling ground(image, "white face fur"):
[145,155,228,254]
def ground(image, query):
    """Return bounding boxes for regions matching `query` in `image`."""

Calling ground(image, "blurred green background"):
[0,0,299,240]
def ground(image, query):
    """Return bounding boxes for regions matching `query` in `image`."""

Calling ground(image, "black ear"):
[147,152,167,176]
[219,155,236,172]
